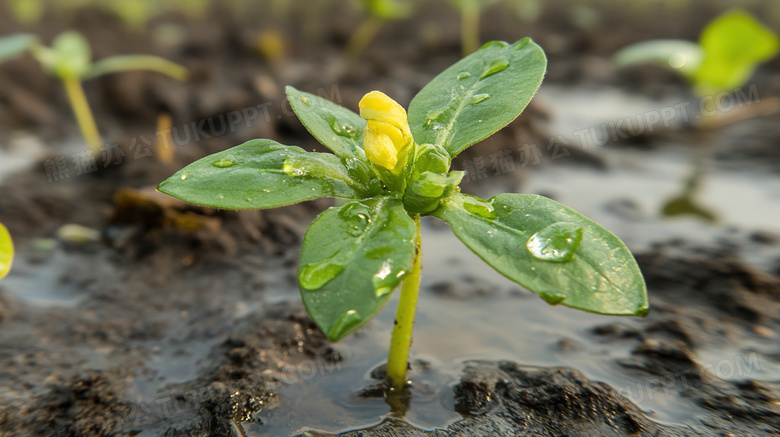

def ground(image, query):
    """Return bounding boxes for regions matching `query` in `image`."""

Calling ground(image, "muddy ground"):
[1,1,779,436]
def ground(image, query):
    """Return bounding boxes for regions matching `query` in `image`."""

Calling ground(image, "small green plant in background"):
[447,0,501,55]
[0,224,12,281]
[347,0,412,58]
[158,39,648,391]
[5,0,45,25]
[0,31,187,157]
[614,9,779,97]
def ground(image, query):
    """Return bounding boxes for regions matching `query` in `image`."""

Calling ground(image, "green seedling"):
[347,0,412,58]
[5,0,44,25]
[158,39,648,390]
[447,0,501,55]
[614,9,779,97]
[0,31,187,157]
[0,223,13,281]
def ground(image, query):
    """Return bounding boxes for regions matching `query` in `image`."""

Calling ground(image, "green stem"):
[62,77,101,156]
[461,3,480,56]
[386,214,422,391]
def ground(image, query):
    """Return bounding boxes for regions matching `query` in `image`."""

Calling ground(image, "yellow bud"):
[359,91,412,170]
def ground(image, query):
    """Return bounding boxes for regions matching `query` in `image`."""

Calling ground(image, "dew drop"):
[324,114,358,139]
[372,260,398,297]
[212,158,237,168]
[526,222,583,262]
[338,202,372,237]
[470,93,489,104]
[513,37,531,50]
[480,41,509,50]
[365,246,394,260]
[299,261,344,290]
[424,106,447,127]
[180,174,188,180]
[462,197,497,220]
[539,292,566,305]
[301,97,311,105]
[479,58,510,80]
[457,72,472,80]
[328,310,363,340]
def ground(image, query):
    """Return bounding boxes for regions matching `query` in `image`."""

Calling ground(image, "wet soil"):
[1,1,780,436]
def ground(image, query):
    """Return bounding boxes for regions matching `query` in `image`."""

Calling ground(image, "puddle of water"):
[250,221,713,435]
[0,249,101,307]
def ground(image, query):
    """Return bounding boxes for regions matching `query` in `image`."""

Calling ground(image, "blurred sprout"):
[257,30,288,62]
[447,0,502,55]
[0,31,187,157]
[510,0,542,24]
[105,0,161,30]
[614,10,779,96]
[347,0,413,59]
[5,0,44,25]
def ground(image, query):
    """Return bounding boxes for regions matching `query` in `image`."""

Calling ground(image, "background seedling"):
[0,31,187,157]
[158,38,648,391]
[614,9,779,100]
[347,0,412,58]
[447,0,501,55]
[615,10,779,222]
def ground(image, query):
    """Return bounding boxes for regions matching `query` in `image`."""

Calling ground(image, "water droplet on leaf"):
[180,174,188,180]
[301,97,310,105]
[299,261,344,290]
[470,93,489,104]
[479,58,510,80]
[462,197,497,220]
[372,260,399,297]
[212,158,237,168]
[324,114,358,139]
[480,41,509,49]
[539,292,566,305]
[527,222,583,262]
[328,310,362,340]
[338,202,372,237]
[457,72,471,80]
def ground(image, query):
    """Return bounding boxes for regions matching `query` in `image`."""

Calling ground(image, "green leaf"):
[84,55,188,81]
[364,0,412,20]
[0,33,37,63]
[299,197,416,341]
[432,193,648,316]
[408,38,547,158]
[157,139,363,210]
[49,31,92,79]
[0,223,13,281]
[285,86,367,161]
[693,10,779,93]
[613,39,704,78]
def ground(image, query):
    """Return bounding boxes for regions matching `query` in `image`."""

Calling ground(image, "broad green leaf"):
[286,86,367,161]
[0,34,37,63]
[84,55,187,81]
[157,139,363,210]
[432,193,648,316]
[299,197,416,341]
[0,223,13,280]
[613,39,704,78]
[408,38,546,158]
[693,10,779,93]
